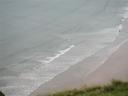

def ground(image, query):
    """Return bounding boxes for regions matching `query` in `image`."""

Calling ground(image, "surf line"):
[118,6,128,32]
[121,7,128,20]
[42,45,75,64]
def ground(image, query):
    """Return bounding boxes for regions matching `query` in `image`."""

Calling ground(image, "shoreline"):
[29,19,128,96]
[83,41,128,87]
[30,40,128,95]
[30,29,128,96]
[30,41,128,96]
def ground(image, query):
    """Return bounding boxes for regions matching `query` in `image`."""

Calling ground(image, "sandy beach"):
[84,41,128,86]
[30,20,128,96]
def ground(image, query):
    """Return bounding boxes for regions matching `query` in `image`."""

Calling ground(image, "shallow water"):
[0,0,128,96]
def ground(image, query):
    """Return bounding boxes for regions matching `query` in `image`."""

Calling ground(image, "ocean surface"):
[0,0,128,96]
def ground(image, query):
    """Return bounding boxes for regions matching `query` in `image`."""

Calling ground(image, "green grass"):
[45,80,128,96]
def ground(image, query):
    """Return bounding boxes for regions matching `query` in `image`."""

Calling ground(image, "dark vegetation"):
[0,91,5,96]
[45,80,128,96]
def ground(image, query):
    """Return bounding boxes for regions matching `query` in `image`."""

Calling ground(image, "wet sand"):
[84,41,128,86]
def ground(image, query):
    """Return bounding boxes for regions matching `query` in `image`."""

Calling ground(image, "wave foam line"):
[118,5,128,32]
[42,45,75,63]
[118,24,123,32]
[121,6,128,20]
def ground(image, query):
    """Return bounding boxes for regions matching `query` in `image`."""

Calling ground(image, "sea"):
[0,0,128,96]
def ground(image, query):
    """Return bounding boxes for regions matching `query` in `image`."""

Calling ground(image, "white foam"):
[19,73,38,80]
[42,45,75,63]
[0,85,27,89]
[118,24,123,31]
[121,7,128,19]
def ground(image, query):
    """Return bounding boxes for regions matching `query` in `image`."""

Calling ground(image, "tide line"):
[42,45,75,64]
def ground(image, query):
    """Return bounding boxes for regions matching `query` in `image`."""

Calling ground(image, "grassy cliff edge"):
[42,80,128,96]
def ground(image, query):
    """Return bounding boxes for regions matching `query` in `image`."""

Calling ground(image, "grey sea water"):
[0,0,128,96]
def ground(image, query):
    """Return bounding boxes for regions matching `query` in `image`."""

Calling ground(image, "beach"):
[1,0,128,96]
[30,20,128,96]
